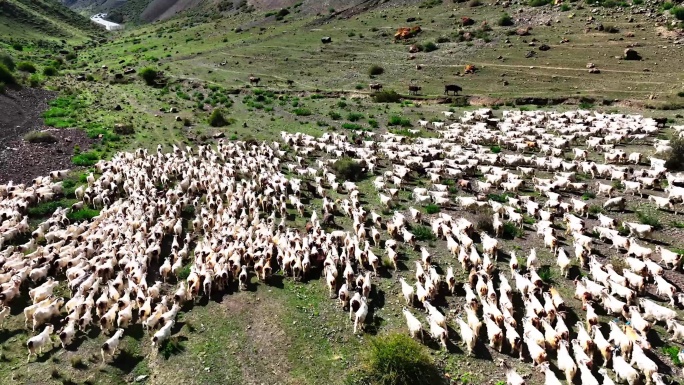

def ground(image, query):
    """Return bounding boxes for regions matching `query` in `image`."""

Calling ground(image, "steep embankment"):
[0,0,101,40]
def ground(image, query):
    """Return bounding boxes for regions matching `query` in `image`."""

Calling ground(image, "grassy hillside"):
[0,0,102,41]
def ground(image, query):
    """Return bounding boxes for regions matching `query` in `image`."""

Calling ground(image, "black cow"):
[444,84,462,95]
[408,85,421,95]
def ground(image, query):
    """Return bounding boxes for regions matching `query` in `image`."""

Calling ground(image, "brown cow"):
[249,76,261,86]
[369,83,383,92]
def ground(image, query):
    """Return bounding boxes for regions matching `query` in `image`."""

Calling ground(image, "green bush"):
[65,53,77,61]
[293,108,312,116]
[413,225,436,241]
[665,138,684,171]
[342,123,364,130]
[537,266,553,283]
[529,0,550,6]
[349,332,441,385]
[560,3,571,11]
[636,206,662,229]
[24,131,57,143]
[663,1,675,10]
[423,42,438,52]
[68,208,100,222]
[0,54,15,71]
[673,7,684,21]
[497,14,514,26]
[368,65,384,76]
[388,116,411,127]
[372,90,401,103]
[43,66,58,76]
[159,337,185,359]
[329,111,342,120]
[347,112,364,122]
[28,201,68,217]
[72,151,99,166]
[368,119,379,128]
[0,64,15,85]
[490,146,501,153]
[662,345,681,366]
[139,67,158,85]
[503,222,524,238]
[12,43,22,51]
[208,109,228,127]
[424,204,440,214]
[332,157,365,181]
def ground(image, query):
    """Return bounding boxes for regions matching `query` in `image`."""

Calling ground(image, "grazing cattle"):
[321,37,332,44]
[444,84,463,95]
[369,83,383,92]
[249,76,261,86]
[408,85,421,95]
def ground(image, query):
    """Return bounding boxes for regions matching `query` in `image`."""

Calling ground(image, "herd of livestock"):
[1,108,684,384]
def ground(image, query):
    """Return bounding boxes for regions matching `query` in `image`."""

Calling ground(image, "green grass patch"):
[503,222,524,238]
[17,61,36,73]
[635,206,662,229]
[487,193,513,203]
[349,332,441,385]
[67,208,100,222]
[42,66,58,76]
[28,200,73,217]
[342,123,364,131]
[347,112,364,122]
[497,13,514,26]
[372,90,402,103]
[529,0,550,6]
[388,115,411,127]
[293,108,312,116]
[72,151,99,166]
[424,204,440,214]
[490,146,501,153]
[663,345,682,366]
[672,221,684,229]
[332,157,365,181]
[412,225,435,241]
[582,191,597,200]
[537,266,553,284]
[0,64,15,85]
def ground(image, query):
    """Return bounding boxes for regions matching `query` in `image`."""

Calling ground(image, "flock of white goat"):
[0,109,683,384]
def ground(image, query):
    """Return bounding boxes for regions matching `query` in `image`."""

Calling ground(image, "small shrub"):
[67,208,100,222]
[663,345,682,366]
[424,204,440,214]
[12,43,23,51]
[490,145,501,153]
[423,42,438,52]
[665,138,684,171]
[159,337,185,359]
[139,67,158,86]
[347,112,364,122]
[113,124,135,135]
[17,61,36,74]
[436,36,450,43]
[368,119,379,128]
[43,66,58,76]
[0,54,15,71]
[368,65,384,76]
[355,84,364,90]
[477,215,494,233]
[70,356,86,369]
[672,6,684,21]
[65,52,77,61]
[24,131,57,143]
[350,332,441,385]
[603,24,620,33]
[332,157,365,181]
[208,109,228,127]
[413,225,436,241]
[488,193,512,203]
[293,108,312,116]
[503,222,524,238]
[560,3,571,11]
[342,123,364,130]
[0,64,15,85]
[468,0,482,6]
[497,14,514,26]
[672,221,684,229]
[635,206,662,229]
[529,0,550,6]
[663,2,675,10]
[329,111,342,120]
[537,266,553,283]
[372,90,401,103]
[582,191,597,200]
[72,151,99,166]
[588,205,604,215]
[388,115,411,127]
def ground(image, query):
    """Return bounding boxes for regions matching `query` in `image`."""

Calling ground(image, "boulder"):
[538,44,550,51]
[623,48,641,60]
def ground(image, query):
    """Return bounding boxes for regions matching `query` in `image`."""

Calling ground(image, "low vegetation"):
[332,157,365,181]
[24,131,57,143]
[368,65,384,76]
[208,109,228,127]
[139,67,158,86]
[0,64,15,85]
[349,333,442,385]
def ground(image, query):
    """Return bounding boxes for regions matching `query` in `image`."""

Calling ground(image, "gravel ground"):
[0,87,96,184]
